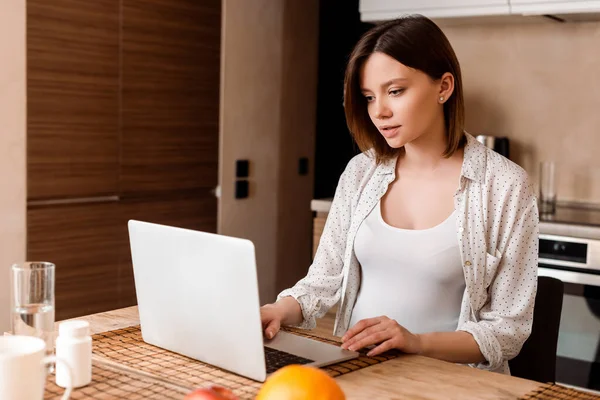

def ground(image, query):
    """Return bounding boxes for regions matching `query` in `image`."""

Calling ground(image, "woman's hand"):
[260,303,284,339]
[340,316,422,357]
[260,297,304,339]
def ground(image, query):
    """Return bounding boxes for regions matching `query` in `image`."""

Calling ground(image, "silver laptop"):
[127,220,359,382]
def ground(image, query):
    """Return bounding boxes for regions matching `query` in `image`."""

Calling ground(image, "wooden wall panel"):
[27,202,121,320]
[276,0,319,294]
[120,0,221,194]
[117,193,218,308]
[219,0,319,303]
[27,194,217,318]
[27,0,120,200]
[26,0,222,318]
[219,0,284,305]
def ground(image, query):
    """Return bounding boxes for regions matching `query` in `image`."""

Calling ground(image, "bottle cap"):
[59,320,90,338]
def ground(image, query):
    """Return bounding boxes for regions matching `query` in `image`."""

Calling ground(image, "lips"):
[379,125,401,138]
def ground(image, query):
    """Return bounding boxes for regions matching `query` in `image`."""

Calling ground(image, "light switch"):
[298,157,309,176]
[235,180,249,199]
[236,160,249,178]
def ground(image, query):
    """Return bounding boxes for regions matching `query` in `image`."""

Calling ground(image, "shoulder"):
[484,146,533,195]
[339,151,379,186]
[464,133,533,200]
[485,147,530,185]
[463,133,535,217]
[478,145,536,217]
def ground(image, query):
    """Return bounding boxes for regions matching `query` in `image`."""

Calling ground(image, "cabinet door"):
[28,0,119,200]
[28,201,121,320]
[117,193,218,308]
[510,0,600,14]
[27,193,217,319]
[120,0,221,195]
[360,0,510,19]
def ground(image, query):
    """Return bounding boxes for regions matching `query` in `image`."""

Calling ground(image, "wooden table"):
[73,306,543,400]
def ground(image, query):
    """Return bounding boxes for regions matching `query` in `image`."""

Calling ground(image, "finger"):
[346,330,391,352]
[265,319,280,339]
[367,339,396,357]
[341,324,383,350]
[342,317,382,342]
[260,306,277,327]
[260,309,270,328]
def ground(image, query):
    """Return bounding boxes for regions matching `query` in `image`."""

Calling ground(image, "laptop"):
[127,220,359,382]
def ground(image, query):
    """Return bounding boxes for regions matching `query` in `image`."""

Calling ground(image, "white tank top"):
[350,201,465,334]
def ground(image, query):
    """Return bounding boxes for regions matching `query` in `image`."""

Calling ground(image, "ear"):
[437,72,455,103]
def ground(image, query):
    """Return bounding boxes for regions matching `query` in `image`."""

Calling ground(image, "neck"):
[401,117,448,171]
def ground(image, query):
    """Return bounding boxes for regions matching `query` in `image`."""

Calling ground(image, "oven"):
[537,233,600,390]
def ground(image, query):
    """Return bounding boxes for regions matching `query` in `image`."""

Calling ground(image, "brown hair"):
[344,15,465,163]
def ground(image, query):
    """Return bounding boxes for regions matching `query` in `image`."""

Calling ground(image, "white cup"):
[0,335,72,400]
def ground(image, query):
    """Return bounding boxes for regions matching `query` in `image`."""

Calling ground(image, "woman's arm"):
[340,316,484,364]
[458,190,539,370]
[342,181,538,367]
[263,155,368,332]
[418,331,484,364]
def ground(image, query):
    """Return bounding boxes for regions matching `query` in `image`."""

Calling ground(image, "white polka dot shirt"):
[278,133,539,375]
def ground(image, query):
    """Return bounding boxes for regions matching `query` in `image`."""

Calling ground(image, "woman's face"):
[359,52,450,149]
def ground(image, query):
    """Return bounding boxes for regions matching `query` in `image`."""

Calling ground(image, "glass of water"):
[540,161,557,215]
[11,262,56,357]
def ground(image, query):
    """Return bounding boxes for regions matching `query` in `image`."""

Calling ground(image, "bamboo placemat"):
[91,325,399,399]
[520,383,600,400]
[281,326,401,377]
[44,359,192,400]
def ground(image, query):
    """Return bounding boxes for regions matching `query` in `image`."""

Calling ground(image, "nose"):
[372,98,392,119]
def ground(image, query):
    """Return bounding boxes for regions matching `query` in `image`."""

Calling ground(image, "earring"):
[439,97,444,102]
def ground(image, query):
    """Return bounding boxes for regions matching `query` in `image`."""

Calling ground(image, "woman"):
[261,15,538,375]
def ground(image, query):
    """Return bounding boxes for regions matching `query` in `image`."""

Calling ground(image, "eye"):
[389,88,405,96]
[364,95,374,103]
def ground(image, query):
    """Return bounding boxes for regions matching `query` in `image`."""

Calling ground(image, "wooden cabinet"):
[27,0,120,200]
[509,0,600,14]
[359,0,510,20]
[28,201,121,320]
[117,193,218,309]
[27,194,217,320]
[120,0,220,195]
[27,0,221,319]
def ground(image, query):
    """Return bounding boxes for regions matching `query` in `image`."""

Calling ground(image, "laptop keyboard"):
[264,346,314,374]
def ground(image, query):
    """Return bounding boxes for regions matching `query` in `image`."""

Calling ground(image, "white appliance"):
[538,216,600,391]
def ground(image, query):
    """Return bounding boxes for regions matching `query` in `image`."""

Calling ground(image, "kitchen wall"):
[442,19,600,205]
[0,0,26,332]
[219,0,319,304]
[219,0,282,305]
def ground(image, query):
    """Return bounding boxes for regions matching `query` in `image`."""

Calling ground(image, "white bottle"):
[56,320,92,388]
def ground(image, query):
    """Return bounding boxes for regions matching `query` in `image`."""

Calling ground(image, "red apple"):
[184,385,238,400]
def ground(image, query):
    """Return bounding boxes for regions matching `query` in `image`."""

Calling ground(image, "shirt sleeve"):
[276,158,359,329]
[459,188,539,372]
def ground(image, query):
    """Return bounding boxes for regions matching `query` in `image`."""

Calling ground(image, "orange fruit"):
[256,365,345,400]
